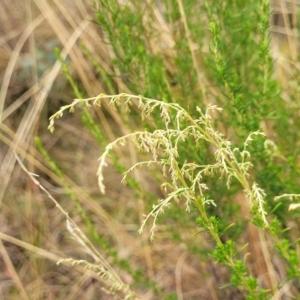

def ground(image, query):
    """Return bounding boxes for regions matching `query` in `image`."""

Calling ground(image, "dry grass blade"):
[0,14,45,119]
[0,18,90,205]
[176,0,207,102]
[0,239,30,300]
[14,152,141,299]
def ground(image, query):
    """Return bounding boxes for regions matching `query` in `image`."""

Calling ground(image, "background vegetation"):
[1,0,300,299]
